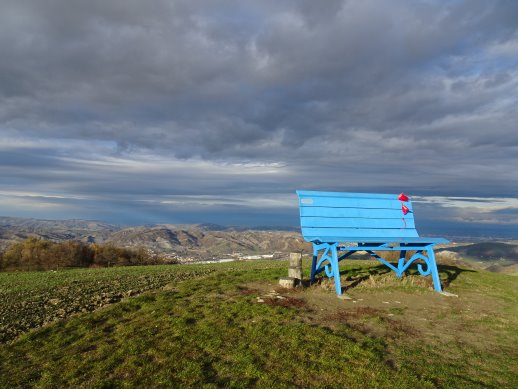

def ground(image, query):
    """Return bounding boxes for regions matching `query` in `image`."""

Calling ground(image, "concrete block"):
[288,266,302,280]
[279,277,296,288]
[289,252,302,267]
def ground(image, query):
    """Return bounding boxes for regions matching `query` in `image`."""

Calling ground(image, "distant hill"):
[106,224,309,259]
[0,217,119,249]
[0,217,118,231]
[439,242,518,262]
[0,217,309,260]
[437,242,518,274]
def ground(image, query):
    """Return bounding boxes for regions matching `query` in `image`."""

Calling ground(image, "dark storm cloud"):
[0,0,517,234]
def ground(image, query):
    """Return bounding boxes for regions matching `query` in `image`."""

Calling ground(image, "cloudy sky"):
[1,0,517,237]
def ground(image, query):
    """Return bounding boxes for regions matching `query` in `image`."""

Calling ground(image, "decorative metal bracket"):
[311,242,343,295]
[311,243,442,296]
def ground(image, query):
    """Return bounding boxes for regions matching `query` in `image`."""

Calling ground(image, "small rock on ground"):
[440,291,458,297]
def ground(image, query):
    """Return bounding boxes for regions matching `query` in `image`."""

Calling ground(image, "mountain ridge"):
[0,216,308,259]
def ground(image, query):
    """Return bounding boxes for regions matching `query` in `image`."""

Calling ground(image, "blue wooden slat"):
[300,206,415,219]
[338,243,445,249]
[301,216,416,229]
[298,196,414,210]
[297,190,396,200]
[326,237,449,244]
[301,227,420,239]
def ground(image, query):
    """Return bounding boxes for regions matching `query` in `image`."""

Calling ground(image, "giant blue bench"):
[296,190,449,296]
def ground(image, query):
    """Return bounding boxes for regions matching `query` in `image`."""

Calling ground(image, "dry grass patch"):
[331,306,381,320]
[262,296,306,308]
[354,273,433,290]
[236,287,258,296]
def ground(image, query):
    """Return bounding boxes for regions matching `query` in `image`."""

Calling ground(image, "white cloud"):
[414,196,518,212]
[0,190,88,200]
[414,196,518,225]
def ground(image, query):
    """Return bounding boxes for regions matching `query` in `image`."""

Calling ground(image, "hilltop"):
[0,260,517,387]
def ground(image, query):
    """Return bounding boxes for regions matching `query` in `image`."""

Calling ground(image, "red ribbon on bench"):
[399,193,409,228]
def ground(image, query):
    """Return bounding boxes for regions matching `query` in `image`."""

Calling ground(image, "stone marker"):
[289,252,302,267]
[288,252,302,280]
[279,276,296,289]
[288,266,302,280]
[279,253,303,288]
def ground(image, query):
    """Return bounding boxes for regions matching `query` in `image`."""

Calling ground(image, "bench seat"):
[308,237,449,244]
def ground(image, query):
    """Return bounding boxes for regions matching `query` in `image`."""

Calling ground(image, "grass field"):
[1,260,517,388]
[0,265,216,343]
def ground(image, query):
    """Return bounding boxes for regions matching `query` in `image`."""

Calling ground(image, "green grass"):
[1,260,517,388]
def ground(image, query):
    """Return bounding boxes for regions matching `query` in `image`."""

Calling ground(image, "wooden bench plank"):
[300,207,412,219]
[335,237,449,244]
[301,216,416,229]
[311,237,448,244]
[297,190,397,199]
[299,196,412,210]
[302,227,420,239]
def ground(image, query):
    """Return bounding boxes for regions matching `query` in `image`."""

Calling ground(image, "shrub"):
[0,238,156,271]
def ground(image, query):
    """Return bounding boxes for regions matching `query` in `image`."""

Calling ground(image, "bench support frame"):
[311,242,442,295]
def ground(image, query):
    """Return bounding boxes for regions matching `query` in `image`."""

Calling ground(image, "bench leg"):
[396,248,406,278]
[310,246,318,283]
[426,248,442,292]
[330,244,342,295]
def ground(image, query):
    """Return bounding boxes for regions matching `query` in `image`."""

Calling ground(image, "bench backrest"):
[297,190,419,243]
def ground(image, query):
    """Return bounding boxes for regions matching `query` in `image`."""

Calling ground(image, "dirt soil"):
[245,272,506,354]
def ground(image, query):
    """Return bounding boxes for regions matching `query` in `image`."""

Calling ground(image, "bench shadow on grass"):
[437,264,476,288]
[311,261,475,291]
[343,263,391,289]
